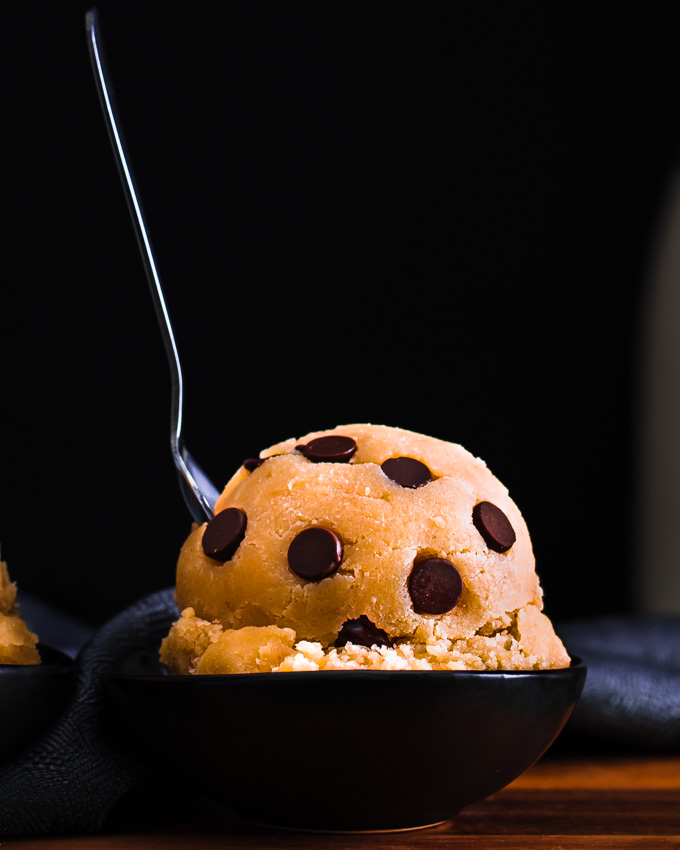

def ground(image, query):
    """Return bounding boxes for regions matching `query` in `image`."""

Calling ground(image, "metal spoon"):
[85,8,219,523]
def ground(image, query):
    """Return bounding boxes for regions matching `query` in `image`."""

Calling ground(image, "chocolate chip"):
[243,458,264,471]
[408,558,463,615]
[381,456,433,488]
[287,526,343,581]
[335,615,393,648]
[296,435,357,463]
[202,507,248,562]
[472,501,516,552]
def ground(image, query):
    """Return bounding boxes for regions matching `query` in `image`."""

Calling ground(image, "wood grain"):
[4,829,679,850]
[511,756,680,789]
[4,756,680,849]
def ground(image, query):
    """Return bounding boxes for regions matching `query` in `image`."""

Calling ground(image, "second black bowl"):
[0,645,75,764]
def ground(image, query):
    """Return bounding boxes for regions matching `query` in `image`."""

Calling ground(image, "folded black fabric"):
[1,593,679,837]
[0,588,179,838]
[556,615,680,751]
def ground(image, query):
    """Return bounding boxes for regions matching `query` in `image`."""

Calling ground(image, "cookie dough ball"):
[1,553,40,665]
[161,424,569,673]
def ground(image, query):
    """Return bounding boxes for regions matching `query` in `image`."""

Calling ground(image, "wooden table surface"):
[5,750,680,849]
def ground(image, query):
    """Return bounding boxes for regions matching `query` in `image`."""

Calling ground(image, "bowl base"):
[247,817,450,834]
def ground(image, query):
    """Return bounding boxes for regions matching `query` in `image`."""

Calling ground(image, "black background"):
[3,2,679,628]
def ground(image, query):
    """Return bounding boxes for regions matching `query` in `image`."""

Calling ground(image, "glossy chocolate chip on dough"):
[288,526,343,581]
[335,615,393,648]
[202,507,248,562]
[296,435,357,463]
[473,501,516,553]
[408,557,463,615]
[381,456,433,489]
[243,457,264,471]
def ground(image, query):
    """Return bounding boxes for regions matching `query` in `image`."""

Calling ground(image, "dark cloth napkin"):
[0,588,179,838]
[1,592,679,837]
[555,614,680,751]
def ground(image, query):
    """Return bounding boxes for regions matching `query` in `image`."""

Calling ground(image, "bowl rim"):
[108,652,586,684]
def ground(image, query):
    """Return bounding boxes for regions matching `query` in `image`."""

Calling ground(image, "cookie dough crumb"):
[159,607,223,674]
[161,609,569,673]
[196,625,296,674]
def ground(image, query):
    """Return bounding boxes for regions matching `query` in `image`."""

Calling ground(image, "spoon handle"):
[85,8,217,522]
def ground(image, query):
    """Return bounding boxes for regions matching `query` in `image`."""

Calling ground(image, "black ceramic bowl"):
[106,651,586,832]
[0,644,76,764]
